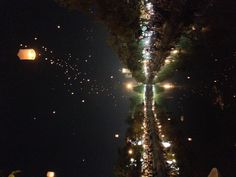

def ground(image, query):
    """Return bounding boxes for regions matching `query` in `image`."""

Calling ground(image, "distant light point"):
[125,82,133,91]
[188,137,192,142]
[128,149,133,155]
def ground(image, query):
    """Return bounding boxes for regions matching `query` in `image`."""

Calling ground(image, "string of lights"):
[138,0,180,176]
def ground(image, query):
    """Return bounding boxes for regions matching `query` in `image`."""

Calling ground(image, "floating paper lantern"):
[208,168,220,177]
[47,171,55,177]
[17,49,36,60]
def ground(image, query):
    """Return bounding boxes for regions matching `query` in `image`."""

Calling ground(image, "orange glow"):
[162,83,174,90]
[128,149,133,155]
[17,49,36,60]
[47,171,55,177]
[125,82,133,90]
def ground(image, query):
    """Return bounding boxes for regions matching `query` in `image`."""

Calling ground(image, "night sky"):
[0,0,129,177]
[1,0,236,177]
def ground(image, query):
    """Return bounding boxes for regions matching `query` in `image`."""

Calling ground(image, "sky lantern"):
[47,171,55,177]
[208,168,220,177]
[17,49,36,60]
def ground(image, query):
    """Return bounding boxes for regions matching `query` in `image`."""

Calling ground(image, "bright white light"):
[165,59,171,64]
[146,3,153,11]
[162,141,171,148]
[144,38,150,45]
[137,140,142,146]
[166,160,173,165]
[122,68,130,74]
[130,158,135,163]
[171,49,179,55]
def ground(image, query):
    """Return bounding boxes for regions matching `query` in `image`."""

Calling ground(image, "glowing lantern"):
[17,49,36,60]
[47,171,55,177]
[208,168,220,177]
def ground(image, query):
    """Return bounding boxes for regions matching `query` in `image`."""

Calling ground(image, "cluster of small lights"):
[141,84,180,177]
[139,0,180,176]
[19,42,102,97]
[19,36,123,121]
[127,138,143,146]
[151,84,179,176]
[153,111,180,176]
[139,0,156,78]
[161,48,180,70]
[141,99,154,177]
[138,0,181,174]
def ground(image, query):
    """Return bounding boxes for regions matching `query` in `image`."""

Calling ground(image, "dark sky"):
[0,0,129,177]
